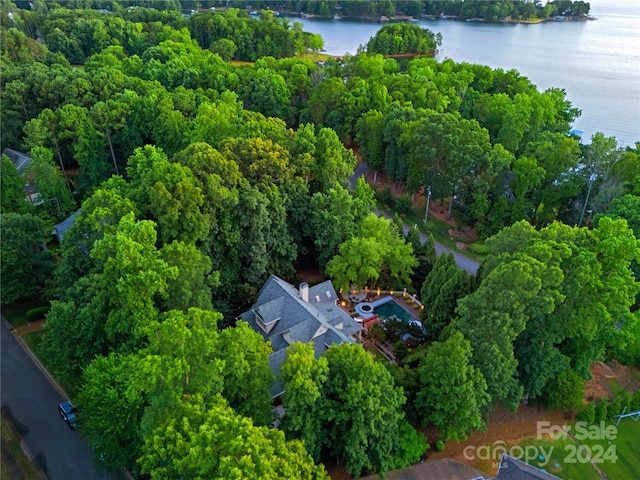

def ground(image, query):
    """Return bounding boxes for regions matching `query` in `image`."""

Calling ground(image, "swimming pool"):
[374,299,420,325]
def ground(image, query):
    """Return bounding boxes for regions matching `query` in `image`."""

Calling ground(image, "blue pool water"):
[374,299,419,324]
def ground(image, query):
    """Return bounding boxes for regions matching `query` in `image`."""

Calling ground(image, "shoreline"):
[281,11,596,25]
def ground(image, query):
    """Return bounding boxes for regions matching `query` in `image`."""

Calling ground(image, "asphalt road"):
[350,163,480,275]
[1,317,123,480]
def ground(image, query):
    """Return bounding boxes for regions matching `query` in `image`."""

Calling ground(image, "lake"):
[294,0,640,147]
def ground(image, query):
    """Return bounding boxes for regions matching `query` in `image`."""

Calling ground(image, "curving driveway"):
[1,317,125,480]
[350,164,480,274]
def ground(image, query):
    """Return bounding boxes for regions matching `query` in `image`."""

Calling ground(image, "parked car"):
[58,400,77,429]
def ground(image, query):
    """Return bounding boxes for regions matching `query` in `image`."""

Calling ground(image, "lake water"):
[295,0,640,147]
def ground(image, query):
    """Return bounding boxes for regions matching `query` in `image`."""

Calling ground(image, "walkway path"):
[349,163,480,274]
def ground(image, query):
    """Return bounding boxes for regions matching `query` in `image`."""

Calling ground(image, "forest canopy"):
[1,2,638,479]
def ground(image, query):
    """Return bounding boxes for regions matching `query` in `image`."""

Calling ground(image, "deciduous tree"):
[0,212,56,304]
[416,332,490,441]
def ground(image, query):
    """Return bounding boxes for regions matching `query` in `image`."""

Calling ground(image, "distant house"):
[2,148,39,204]
[239,275,363,397]
[51,209,81,243]
[494,454,563,479]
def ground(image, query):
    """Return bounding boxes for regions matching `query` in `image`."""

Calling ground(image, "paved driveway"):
[350,163,480,275]
[1,317,124,480]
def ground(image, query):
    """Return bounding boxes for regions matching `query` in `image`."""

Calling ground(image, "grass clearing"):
[516,436,600,480]
[578,418,640,480]
[298,52,331,62]
[375,198,486,262]
[229,59,254,66]
[513,418,640,480]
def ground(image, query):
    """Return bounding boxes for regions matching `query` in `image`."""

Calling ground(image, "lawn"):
[514,417,640,480]
[517,437,600,480]
[375,196,487,263]
[298,52,331,62]
[578,418,640,480]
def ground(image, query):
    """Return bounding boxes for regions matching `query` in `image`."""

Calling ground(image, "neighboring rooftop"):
[2,148,31,174]
[239,275,362,397]
[360,458,488,480]
[495,454,563,480]
[51,209,81,242]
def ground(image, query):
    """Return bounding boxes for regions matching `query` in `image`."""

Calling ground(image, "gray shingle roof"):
[51,209,81,242]
[496,454,563,480]
[2,148,31,173]
[240,275,362,397]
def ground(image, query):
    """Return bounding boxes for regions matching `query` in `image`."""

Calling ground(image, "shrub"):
[377,187,393,207]
[435,440,445,452]
[619,390,633,411]
[543,368,584,410]
[393,194,413,215]
[609,396,623,419]
[577,402,595,424]
[631,390,640,411]
[393,341,409,363]
[468,242,488,255]
[26,305,50,321]
[391,419,429,470]
[368,323,386,343]
[594,399,608,422]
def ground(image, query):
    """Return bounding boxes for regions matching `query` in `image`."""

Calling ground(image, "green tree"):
[0,213,56,304]
[416,332,490,441]
[280,342,329,461]
[217,322,275,426]
[453,259,536,410]
[40,276,109,383]
[308,182,373,269]
[578,133,626,226]
[127,145,210,245]
[160,241,214,312]
[54,178,136,292]
[209,38,237,61]
[248,67,291,121]
[129,308,226,435]
[138,396,328,480]
[310,128,357,194]
[22,108,72,191]
[327,213,417,290]
[321,343,406,478]
[542,368,584,411]
[366,23,438,55]
[89,99,130,176]
[27,146,75,217]
[599,193,640,239]
[1,155,31,214]
[77,353,145,474]
[355,110,385,180]
[426,269,475,341]
[90,213,177,351]
[420,252,456,317]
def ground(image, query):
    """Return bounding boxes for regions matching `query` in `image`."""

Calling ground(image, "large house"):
[239,275,363,397]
